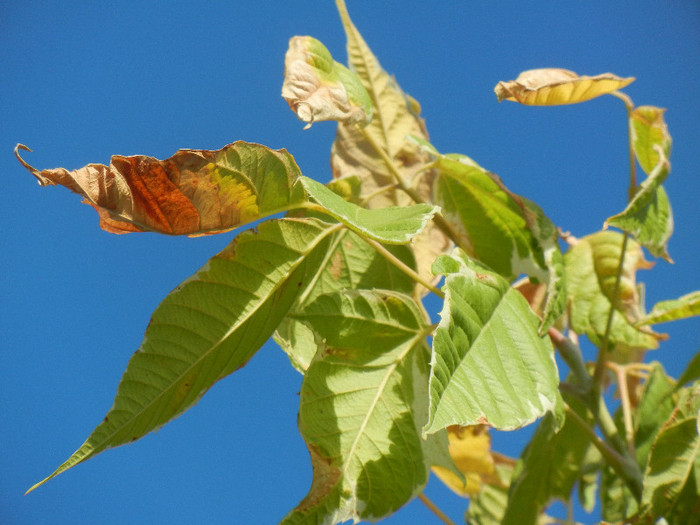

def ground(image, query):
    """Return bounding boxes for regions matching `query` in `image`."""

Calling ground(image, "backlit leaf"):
[432,151,566,331]
[494,68,634,106]
[564,231,664,350]
[465,462,514,525]
[282,290,439,523]
[629,106,672,176]
[636,290,700,326]
[634,363,676,469]
[15,142,307,236]
[502,396,595,525]
[676,351,700,391]
[331,0,452,291]
[275,228,417,372]
[425,251,563,434]
[27,218,339,493]
[301,175,438,244]
[606,148,673,261]
[282,36,372,129]
[640,383,700,520]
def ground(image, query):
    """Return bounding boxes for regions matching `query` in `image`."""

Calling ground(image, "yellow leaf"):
[432,425,495,497]
[494,68,634,106]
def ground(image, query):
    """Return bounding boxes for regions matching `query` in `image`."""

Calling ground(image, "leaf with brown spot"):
[15,142,307,236]
[494,68,634,106]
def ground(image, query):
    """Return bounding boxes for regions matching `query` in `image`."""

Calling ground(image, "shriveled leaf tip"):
[281,36,372,129]
[494,68,635,106]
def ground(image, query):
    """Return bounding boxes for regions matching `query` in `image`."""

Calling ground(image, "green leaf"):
[636,290,700,326]
[424,251,563,434]
[27,218,339,493]
[300,175,438,244]
[634,363,677,469]
[281,36,372,128]
[465,462,515,525]
[629,106,671,176]
[606,149,673,261]
[274,228,416,372]
[640,383,700,520]
[281,290,437,524]
[434,155,544,281]
[601,463,639,523]
[676,350,700,391]
[295,289,426,352]
[502,396,594,525]
[564,231,663,350]
[431,148,566,331]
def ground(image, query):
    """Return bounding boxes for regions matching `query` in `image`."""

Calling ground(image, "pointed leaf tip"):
[17,142,307,236]
[495,68,634,106]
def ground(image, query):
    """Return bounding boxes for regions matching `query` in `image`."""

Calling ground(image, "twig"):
[548,327,591,388]
[563,402,642,501]
[361,236,444,298]
[606,362,636,455]
[418,492,457,525]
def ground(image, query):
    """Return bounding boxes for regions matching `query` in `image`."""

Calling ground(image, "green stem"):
[564,402,643,501]
[592,91,638,389]
[548,327,591,388]
[361,236,444,298]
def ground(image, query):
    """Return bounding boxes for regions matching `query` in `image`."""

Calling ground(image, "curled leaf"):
[15,142,307,236]
[494,68,634,106]
[564,231,665,351]
[282,36,372,129]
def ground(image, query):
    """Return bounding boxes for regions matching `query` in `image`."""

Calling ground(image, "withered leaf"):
[331,0,452,294]
[15,142,306,236]
[495,68,634,106]
[281,36,372,129]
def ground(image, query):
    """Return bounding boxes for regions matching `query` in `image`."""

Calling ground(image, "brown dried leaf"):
[15,142,306,236]
[495,68,634,106]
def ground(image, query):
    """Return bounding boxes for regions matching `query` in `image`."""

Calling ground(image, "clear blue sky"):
[2,2,698,524]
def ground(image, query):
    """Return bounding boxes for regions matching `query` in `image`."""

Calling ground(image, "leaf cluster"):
[17,1,699,524]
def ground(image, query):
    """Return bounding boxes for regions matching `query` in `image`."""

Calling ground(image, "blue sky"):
[2,2,698,524]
